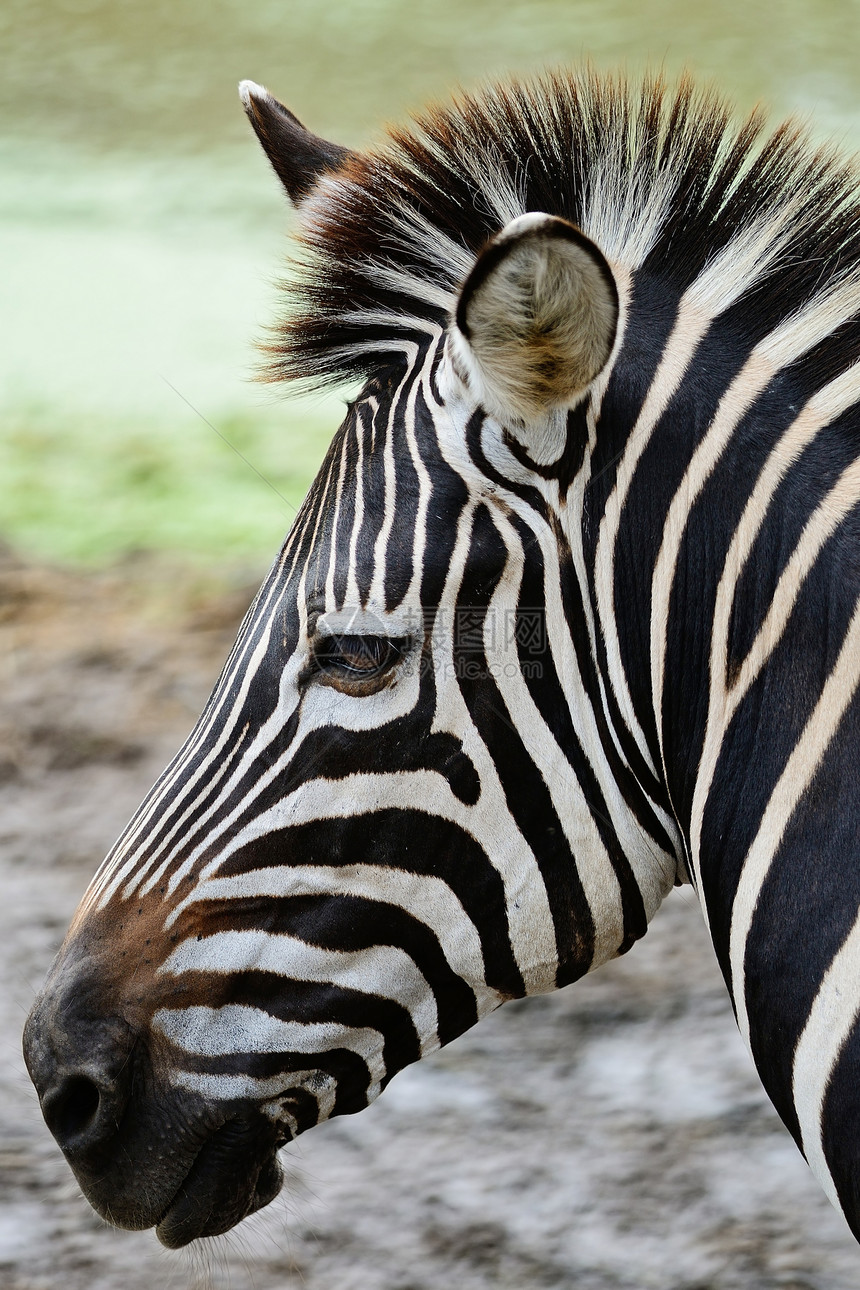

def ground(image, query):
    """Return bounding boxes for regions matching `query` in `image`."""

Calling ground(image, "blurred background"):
[3,4,860,1289]
[2,0,860,568]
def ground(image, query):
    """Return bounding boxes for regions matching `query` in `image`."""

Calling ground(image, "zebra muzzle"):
[23,944,284,1242]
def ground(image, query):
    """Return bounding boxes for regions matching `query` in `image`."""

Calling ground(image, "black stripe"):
[512,513,649,956]
[700,536,860,986]
[455,504,595,983]
[742,692,860,1144]
[216,812,524,999]
[188,893,479,1045]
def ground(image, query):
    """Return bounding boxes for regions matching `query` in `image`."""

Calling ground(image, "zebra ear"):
[239,80,355,205]
[451,214,619,423]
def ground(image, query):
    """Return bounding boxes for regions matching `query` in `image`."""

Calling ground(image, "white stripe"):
[650,280,860,807]
[154,1004,380,1060]
[160,930,440,1053]
[690,365,860,896]
[368,357,415,607]
[594,301,714,776]
[486,509,628,969]
[793,907,860,1211]
[729,598,860,1049]
[191,767,556,994]
[171,1068,350,1106]
[324,427,351,611]
[155,1004,385,1106]
[397,342,441,609]
[591,205,800,780]
[165,862,502,1015]
[343,402,367,610]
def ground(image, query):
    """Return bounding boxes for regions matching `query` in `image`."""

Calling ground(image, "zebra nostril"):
[44,1074,102,1146]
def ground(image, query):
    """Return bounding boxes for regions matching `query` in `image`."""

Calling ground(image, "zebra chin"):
[81,1108,285,1249]
[151,1116,286,1248]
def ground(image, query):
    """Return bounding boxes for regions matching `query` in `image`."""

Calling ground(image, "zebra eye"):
[314,634,403,678]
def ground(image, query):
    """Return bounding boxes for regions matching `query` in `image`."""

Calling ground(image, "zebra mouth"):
[155,1115,284,1248]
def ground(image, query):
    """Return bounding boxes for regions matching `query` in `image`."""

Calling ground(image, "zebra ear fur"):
[452,214,619,423]
[239,80,355,205]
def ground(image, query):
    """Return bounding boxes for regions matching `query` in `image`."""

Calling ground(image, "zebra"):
[23,68,860,1251]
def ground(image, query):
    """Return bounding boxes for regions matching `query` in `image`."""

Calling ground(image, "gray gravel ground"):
[2,550,860,1290]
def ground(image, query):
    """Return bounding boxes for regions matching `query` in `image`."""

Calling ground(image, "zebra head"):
[24,71,860,1250]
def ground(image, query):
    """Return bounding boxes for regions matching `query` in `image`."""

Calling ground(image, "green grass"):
[0,400,340,566]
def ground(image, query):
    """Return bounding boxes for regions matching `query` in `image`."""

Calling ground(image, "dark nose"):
[38,1064,131,1154]
[23,971,135,1159]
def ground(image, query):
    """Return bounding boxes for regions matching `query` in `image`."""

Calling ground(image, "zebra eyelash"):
[309,633,409,689]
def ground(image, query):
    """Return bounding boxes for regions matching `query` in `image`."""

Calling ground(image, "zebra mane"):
[264,68,860,390]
